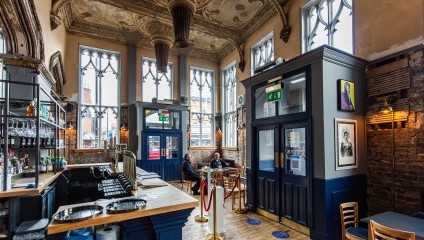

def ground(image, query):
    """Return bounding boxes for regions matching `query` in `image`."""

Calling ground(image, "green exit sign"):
[266,89,282,102]
[159,116,169,121]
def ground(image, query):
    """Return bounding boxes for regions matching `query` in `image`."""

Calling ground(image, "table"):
[361,211,424,239]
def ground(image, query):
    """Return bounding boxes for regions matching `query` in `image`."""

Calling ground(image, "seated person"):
[210,152,230,169]
[181,153,201,195]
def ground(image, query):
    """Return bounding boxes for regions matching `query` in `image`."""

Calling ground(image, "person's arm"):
[210,160,215,168]
[182,161,189,173]
[220,159,230,167]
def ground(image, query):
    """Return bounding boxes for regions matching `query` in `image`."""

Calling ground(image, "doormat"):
[272,230,290,239]
[246,218,261,225]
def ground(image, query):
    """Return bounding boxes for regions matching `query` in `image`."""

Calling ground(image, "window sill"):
[72,149,106,153]
[188,146,217,151]
[222,147,239,151]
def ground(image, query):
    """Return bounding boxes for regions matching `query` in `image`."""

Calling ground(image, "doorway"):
[142,132,181,181]
[254,122,311,234]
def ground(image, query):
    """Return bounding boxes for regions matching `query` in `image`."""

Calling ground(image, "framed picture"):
[335,118,357,170]
[337,79,355,112]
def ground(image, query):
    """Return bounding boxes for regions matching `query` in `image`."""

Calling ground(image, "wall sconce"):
[120,123,128,131]
[379,95,397,210]
[66,121,74,130]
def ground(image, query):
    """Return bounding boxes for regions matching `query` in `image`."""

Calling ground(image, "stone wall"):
[367,46,424,215]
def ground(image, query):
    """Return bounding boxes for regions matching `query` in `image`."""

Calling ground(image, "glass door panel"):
[147,135,160,160]
[259,130,275,172]
[165,136,179,159]
[278,73,306,115]
[285,128,306,176]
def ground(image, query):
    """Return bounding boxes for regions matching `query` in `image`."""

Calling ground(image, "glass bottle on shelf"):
[26,100,36,117]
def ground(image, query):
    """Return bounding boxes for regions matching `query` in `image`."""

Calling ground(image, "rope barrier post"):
[195,173,208,222]
[206,179,224,240]
[234,174,247,214]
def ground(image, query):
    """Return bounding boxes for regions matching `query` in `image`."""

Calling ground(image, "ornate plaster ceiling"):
[53,0,290,62]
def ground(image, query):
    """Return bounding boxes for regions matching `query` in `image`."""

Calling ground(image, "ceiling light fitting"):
[167,0,196,48]
[147,21,174,73]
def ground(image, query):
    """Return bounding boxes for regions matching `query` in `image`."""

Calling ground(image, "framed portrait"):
[335,118,357,170]
[337,79,355,112]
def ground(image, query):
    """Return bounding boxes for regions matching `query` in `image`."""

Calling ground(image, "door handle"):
[280,152,285,169]
[274,152,278,168]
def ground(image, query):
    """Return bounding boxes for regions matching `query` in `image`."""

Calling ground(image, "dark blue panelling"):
[311,174,367,240]
[283,182,293,219]
[121,217,155,240]
[164,161,181,181]
[246,168,255,210]
[150,208,194,240]
[46,233,67,240]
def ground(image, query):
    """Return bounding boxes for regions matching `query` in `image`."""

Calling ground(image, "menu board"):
[285,128,306,176]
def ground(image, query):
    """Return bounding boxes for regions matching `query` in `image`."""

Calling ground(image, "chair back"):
[212,170,224,186]
[340,202,359,240]
[369,220,415,240]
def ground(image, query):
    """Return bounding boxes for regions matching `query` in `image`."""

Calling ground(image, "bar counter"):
[0,163,111,198]
[46,163,198,239]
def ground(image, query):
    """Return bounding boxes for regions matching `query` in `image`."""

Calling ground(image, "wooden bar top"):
[0,163,109,198]
[0,172,62,198]
[47,178,198,235]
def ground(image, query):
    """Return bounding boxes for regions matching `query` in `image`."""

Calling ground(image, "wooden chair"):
[224,174,246,210]
[369,220,415,240]
[212,170,224,187]
[180,168,193,194]
[340,202,368,240]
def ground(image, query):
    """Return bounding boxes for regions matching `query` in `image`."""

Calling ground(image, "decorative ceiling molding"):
[269,0,291,42]
[14,0,45,60]
[0,1,19,54]
[0,0,45,60]
[50,0,71,30]
[49,51,66,96]
[240,1,276,40]
[59,0,284,62]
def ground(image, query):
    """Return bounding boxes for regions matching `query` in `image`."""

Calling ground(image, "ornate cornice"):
[50,0,71,30]
[0,0,19,54]
[50,51,66,95]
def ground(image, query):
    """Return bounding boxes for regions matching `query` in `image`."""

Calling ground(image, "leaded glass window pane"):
[251,32,274,74]
[79,46,120,149]
[190,67,214,147]
[0,27,6,84]
[223,63,237,147]
[303,0,353,53]
[142,58,173,102]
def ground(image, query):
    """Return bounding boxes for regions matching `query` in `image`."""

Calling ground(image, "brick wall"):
[367,47,424,215]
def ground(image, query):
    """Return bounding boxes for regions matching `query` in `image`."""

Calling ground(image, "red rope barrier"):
[224,175,240,200]
[201,180,214,211]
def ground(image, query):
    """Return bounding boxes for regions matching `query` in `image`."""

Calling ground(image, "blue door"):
[255,125,280,215]
[142,132,182,181]
[280,122,311,230]
[254,123,312,233]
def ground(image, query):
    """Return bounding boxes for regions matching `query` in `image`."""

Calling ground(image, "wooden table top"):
[362,211,424,238]
[47,178,198,235]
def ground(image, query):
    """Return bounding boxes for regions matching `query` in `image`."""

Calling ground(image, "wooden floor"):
[170,181,310,240]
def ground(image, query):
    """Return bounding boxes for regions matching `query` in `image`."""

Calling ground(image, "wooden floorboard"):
[170,181,311,240]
